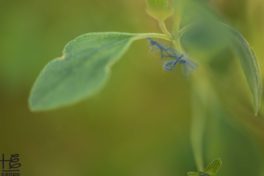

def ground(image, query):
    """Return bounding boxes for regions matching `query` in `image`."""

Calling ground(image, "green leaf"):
[179,21,229,62]
[180,22,262,115]
[226,25,262,115]
[187,171,200,176]
[187,159,222,176]
[146,0,173,21]
[178,1,262,113]
[187,171,209,176]
[204,159,222,175]
[29,32,168,111]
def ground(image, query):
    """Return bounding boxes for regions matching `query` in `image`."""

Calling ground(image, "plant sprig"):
[29,1,262,175]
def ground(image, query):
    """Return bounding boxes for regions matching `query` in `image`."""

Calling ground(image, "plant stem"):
[191,99,206,171]
[159,20,171,36]
[151,14,207,171]
[135,33,171,41]
[190,69,212,171]
[157,20,185,53]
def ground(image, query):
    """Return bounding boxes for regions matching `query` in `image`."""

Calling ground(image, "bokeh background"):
[0,0,264,175]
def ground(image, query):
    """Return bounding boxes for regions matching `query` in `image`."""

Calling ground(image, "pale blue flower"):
[147,38,197,74]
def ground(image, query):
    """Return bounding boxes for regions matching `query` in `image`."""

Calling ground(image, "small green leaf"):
[187,171,200,176]
[204,159,222,175]
[29,32,167,111]
[146,0,173,21]
[187,171,209,176]
[187,159,222,176]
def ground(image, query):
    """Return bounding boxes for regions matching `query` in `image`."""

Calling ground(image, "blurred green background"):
[0,0,264,176]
